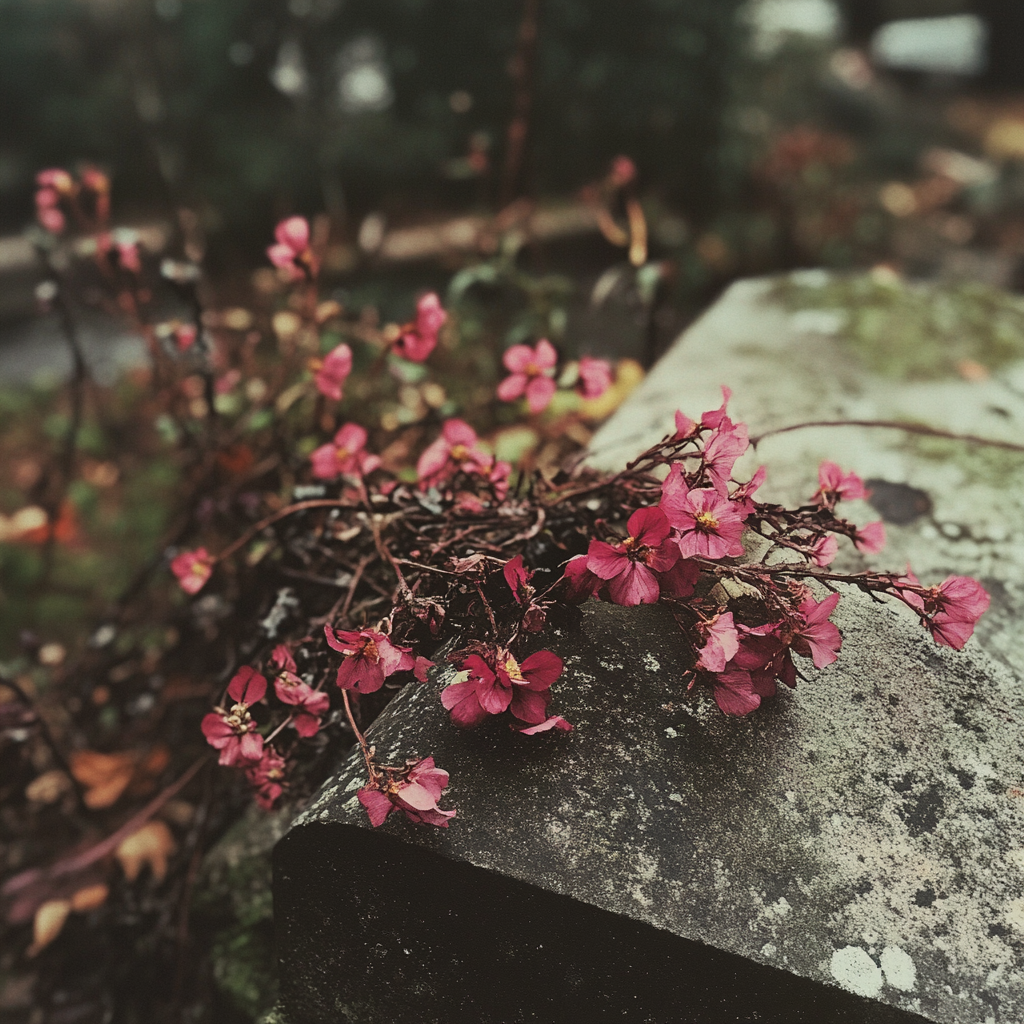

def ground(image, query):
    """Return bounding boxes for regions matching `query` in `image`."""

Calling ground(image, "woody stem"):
[341,690,374,773]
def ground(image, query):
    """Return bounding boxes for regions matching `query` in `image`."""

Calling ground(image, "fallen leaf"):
[28,900,71,956]
[25,770,72,805]
[115,821,176,883]
[70,883,108,913]
[70,751,136,809]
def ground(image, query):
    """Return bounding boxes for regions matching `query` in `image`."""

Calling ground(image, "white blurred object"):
[871,15,987,76]
[336,37,394,114]
[744,0,841,56]
[270,38,310,99]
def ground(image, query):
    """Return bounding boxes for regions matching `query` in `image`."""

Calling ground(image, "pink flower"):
[358,756,456,828]
[416,419,492,489]
[174,324,198,351]
[672,386,737,441]
[896,573,989,650]
[813,461,868,506]
[586,506,680,606]
[518,715,573,735]
[441,649,563,728]
[730,464,767,516]
[324,625,413,694]
[708,669,765,717]
[577,357,613,399]
[269,644,297,674]
[394,292,447,362]
[171,547,213,594]
[36,168,74,193]
[609,155,637,187]
[559,554,603,604]
[116,241,141,274]
[791,592,842,668]
[200,667,267,766]
[313,343,353,402]
[661,467,746,559]
[854,521,886,554]
[696,612,740,673]
[496,339,558,414]
[503,554,534,605]
[267,216,316,280]
[35,185,65,233]
[809,534,838,566]
[246,748,287,809]
[274,671,330,737]
[310,423,381,480]
[702,421,749,494]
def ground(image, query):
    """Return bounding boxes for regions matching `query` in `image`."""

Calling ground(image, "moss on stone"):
[777,274,1024,380]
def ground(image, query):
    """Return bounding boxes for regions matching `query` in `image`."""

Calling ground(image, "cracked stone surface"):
[274,275,1024,1024]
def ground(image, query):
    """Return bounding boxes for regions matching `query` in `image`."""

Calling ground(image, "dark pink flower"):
[702,421,749,493]
[358,756,456,828]
[696,612,740,673]
[325,625,413,693]
[730,464,767,515]
[503,554,534,605]
[201,667,267,766]
[313,344,353,402]
[708,669,763,716]
[809,534,838,566]
[413,656,435,682]
[577,357,613,399]
[791,592,842,668]
[267,216,317,280]
[394,292,447,362]
[854,521,886,554]
[310,422,380,480]
[813,461,868,506]
[274,671,330,737]
[559,554,603,604]
[661,467,746,559]
[416,419,492,489]
[246,747,287,809]
[586,506,679,606]
[895,573,989,650]
[518,715,573,735]
[269,644,297,674]
[171,547,213,595]
[496,340,558,414]
[441,649,563,728]
[36,168,74,193]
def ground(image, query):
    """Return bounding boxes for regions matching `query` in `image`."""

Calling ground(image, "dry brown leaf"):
[28,900,71,957]
[25,770,72,805]
[70,883,109,913]
[70,751,135,809]
[115,821,176,883]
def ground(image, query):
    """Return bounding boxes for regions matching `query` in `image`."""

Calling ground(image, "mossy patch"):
[776,274,1024,380]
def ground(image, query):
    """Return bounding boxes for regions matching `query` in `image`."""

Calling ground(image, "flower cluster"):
[496,339,613,414]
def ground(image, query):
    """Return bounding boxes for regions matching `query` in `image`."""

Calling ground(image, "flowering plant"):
[26,179,989,833]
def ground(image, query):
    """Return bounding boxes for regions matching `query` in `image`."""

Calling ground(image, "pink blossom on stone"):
[201,667,267,766]
[357,756,456,828]
[702,421,749,493]
[324,625,413,694]
[394,292,447,362]
[560,554,603,604]
[895,573,990,650]
[413,657,435,682]
[809,534,838,566]
[577,357,613,399]
[700,386,735,430]
[496,339,558,414]
[696,612,740,673]
[442,648,563,728]
[673,409,698,440]
[518,715,573,735]
[246,747,287,809]
[730,464,767,516]
[416,419,492,489]
[661,466,746,559]
[313,343,353,402]
[310,422,380,480]
[171,547,213,594]
[813,461,869,506]
[709,669,763,716]
[854,520,886,554]
[274,671,330,737]
[586,506,679,606]
[791,592,842,668]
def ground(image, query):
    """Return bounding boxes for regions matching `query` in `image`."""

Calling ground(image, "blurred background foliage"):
[0,0,747,242]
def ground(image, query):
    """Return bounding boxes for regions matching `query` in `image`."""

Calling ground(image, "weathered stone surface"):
[275,274,1024,1023]
[588,274,1024,678]
[276,597,1024,1023]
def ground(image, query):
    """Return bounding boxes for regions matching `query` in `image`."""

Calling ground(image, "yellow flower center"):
[335,446,351,463]
[695,511,719,531]
[362,638,380,663]
[525,362,539,377]
[450,444,470,462]
[504,655,524,681]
